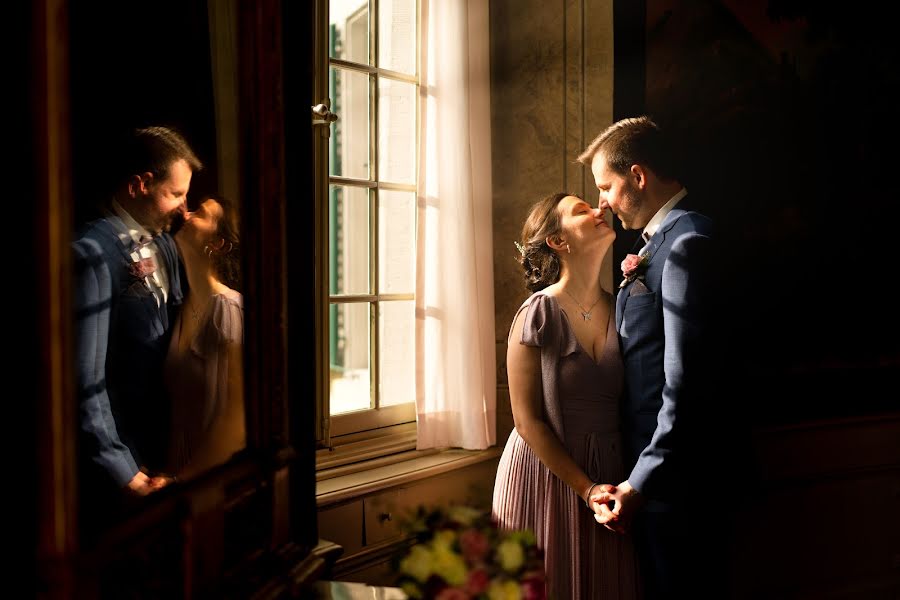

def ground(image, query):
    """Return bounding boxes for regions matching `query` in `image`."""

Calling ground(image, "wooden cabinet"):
[363,489,404,546]
[317,454,501,587]
[33,2,324,597]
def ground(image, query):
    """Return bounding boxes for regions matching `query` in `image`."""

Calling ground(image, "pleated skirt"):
[492,430,638,600]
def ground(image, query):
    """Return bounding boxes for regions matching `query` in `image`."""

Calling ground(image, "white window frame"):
[313,0,421,461]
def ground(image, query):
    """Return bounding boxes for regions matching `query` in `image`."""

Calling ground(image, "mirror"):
[69,0,246,537]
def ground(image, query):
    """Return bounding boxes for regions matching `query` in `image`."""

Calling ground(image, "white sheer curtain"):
[415,0,496,450]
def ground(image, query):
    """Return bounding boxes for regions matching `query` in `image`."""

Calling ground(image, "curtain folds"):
[415,0,496,450]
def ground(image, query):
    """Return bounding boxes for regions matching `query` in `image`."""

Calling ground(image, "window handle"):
[312,103,339,125]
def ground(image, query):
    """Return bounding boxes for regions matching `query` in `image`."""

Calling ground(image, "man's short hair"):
[577,116,677,181]
[116,126,203,187]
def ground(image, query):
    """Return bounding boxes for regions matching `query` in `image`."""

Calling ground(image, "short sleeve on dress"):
[518,293,579,357]
[191,293,244,357]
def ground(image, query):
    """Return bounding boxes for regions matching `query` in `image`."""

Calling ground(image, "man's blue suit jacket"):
[615,197,717,506]
[73,217,184,488]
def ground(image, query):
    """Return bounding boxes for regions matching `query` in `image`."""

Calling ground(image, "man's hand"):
[125,471,174,496]
[593,480,643,534]
[124,471,155,497]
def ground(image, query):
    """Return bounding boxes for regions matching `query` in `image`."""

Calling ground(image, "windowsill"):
[316,446,503,507]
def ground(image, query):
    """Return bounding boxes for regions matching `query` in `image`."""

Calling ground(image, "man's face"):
[138,158,192,234]
[590,152,644,230]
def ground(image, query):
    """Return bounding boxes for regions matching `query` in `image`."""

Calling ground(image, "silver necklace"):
[564,288,604,321]
[187,299,203,323]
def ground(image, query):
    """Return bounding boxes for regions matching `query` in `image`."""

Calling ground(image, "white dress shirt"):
[641,187,688,244]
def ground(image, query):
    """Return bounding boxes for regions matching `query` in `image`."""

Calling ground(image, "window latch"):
[312,103,339,126]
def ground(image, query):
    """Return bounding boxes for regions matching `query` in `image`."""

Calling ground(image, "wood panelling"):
[729,414,900,598]
[490,0,614,440]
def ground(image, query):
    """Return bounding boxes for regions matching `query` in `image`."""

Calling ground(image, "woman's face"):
[178,198,224,252]
[557,194,615,254]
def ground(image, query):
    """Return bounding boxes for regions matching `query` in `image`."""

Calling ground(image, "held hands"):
[124,470,175,497]
[587,480,643,534]
[124,471,156,496]
[584,482,617,525]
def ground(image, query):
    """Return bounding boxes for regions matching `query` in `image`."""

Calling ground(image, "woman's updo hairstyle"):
[204,193,241,292]
[517,192,572,292]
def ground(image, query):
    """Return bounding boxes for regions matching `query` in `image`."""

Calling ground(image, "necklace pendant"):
[581,311,591,321]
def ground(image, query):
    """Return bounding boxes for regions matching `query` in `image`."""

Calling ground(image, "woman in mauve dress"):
[163,194,245,482]
[492,192,638,599]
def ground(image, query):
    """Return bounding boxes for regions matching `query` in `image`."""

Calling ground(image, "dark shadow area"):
[638,0,900,425]
[70,0,220,226]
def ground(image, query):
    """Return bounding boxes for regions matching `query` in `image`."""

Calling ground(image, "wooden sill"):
[315,447,502,508]
[316,427,422,477]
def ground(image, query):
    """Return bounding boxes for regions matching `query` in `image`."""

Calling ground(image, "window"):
[316,0,419,447]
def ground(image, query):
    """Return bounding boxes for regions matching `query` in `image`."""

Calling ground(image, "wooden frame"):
[33,0,331,597]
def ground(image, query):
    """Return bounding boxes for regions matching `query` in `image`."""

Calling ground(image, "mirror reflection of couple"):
[493,117,732,599]
[73,126,245,527]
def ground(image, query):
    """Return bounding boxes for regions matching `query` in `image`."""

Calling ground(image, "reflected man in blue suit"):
[73,126,202,518]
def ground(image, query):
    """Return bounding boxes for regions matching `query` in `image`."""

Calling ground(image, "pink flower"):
[521,572,547,600]
[459,529,490,563]
[465,568,490,595]
[128,256,158,279]
[435,587,471,600]
[621,253,647,278]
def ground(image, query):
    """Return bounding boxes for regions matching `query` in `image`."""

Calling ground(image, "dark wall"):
[618,0,900,424]
[69,0,220,227]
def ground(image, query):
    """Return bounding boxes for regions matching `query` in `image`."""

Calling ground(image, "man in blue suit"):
[578,117,724,598]
[73,126,202,520]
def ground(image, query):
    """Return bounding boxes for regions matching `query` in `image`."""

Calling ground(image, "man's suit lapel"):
[156,234,184,306]
[616,234,644,331]
[616,198,694,331]
[616,286,626,331]
[635,198,694,274]
[95,217,138,263]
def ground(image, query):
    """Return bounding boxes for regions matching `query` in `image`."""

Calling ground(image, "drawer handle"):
[379,512,393,523]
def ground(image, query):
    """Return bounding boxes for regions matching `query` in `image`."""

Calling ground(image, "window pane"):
[330,67,370,179]
[378,0,416,75]
[330,185,370,296]
[378,78,416,184]
[330,0,369,64]
[330,302,372,414]
[378,300,415,407]
[378,190,415,294]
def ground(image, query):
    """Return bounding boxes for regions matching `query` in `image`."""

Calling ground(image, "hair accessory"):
[514,241,526,257]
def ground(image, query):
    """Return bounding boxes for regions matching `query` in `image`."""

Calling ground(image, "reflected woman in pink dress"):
[492,192,638,599]
[164,194,245,481]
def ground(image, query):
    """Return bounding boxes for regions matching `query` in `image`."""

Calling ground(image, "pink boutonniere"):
[128,256,158,279]
[620,253,649,288]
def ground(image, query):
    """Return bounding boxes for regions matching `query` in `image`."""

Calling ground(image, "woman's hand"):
[592,480,643,534]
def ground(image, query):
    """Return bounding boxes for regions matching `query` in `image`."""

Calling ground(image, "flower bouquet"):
[395,505,546,600]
